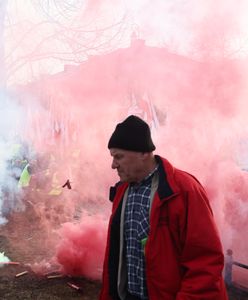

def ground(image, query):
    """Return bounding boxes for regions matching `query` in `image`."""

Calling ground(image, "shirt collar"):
[130,165,158,188]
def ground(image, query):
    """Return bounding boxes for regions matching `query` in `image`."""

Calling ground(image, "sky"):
[4,0,248,85]
[0,0,248,285]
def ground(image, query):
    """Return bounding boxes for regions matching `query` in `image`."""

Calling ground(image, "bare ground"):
[0,264,101,300]
[0,207,102,300]
[0,232,101,300]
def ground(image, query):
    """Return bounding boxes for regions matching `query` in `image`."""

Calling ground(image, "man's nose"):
[111,160,118,169]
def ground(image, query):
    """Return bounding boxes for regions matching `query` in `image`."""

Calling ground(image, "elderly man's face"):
[110,148,144,183]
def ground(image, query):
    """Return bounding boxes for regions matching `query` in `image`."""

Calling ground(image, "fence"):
[224,249,248,294]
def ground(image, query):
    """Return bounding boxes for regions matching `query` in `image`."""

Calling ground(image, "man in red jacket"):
[100,115,228,300]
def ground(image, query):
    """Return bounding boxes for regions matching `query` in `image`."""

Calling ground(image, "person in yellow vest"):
[18,163,31,188]
[48,171,63,196]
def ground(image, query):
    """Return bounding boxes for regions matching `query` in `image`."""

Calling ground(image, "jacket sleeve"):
[176,183,227,300]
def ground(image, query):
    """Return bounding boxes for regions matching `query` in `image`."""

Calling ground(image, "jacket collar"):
[155,155,179,200]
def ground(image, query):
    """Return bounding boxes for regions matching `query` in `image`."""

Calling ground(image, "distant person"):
[100,115,228,300]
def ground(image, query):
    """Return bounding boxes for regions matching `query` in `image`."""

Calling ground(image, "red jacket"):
[100,156,228,300]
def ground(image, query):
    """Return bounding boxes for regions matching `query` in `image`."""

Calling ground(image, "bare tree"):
[4,0,130,85]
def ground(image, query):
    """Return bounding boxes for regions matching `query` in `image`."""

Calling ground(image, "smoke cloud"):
[0,0,247,283]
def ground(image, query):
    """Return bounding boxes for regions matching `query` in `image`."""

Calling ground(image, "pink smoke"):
[1,0,247,287]
[56,214,107,280]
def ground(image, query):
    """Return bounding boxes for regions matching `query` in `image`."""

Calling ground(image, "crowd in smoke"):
[0,97,30,225]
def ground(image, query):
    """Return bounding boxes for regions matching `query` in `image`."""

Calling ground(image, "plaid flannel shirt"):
[124,167,158,299]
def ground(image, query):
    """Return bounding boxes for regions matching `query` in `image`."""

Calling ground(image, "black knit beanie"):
[108,115,156,152]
